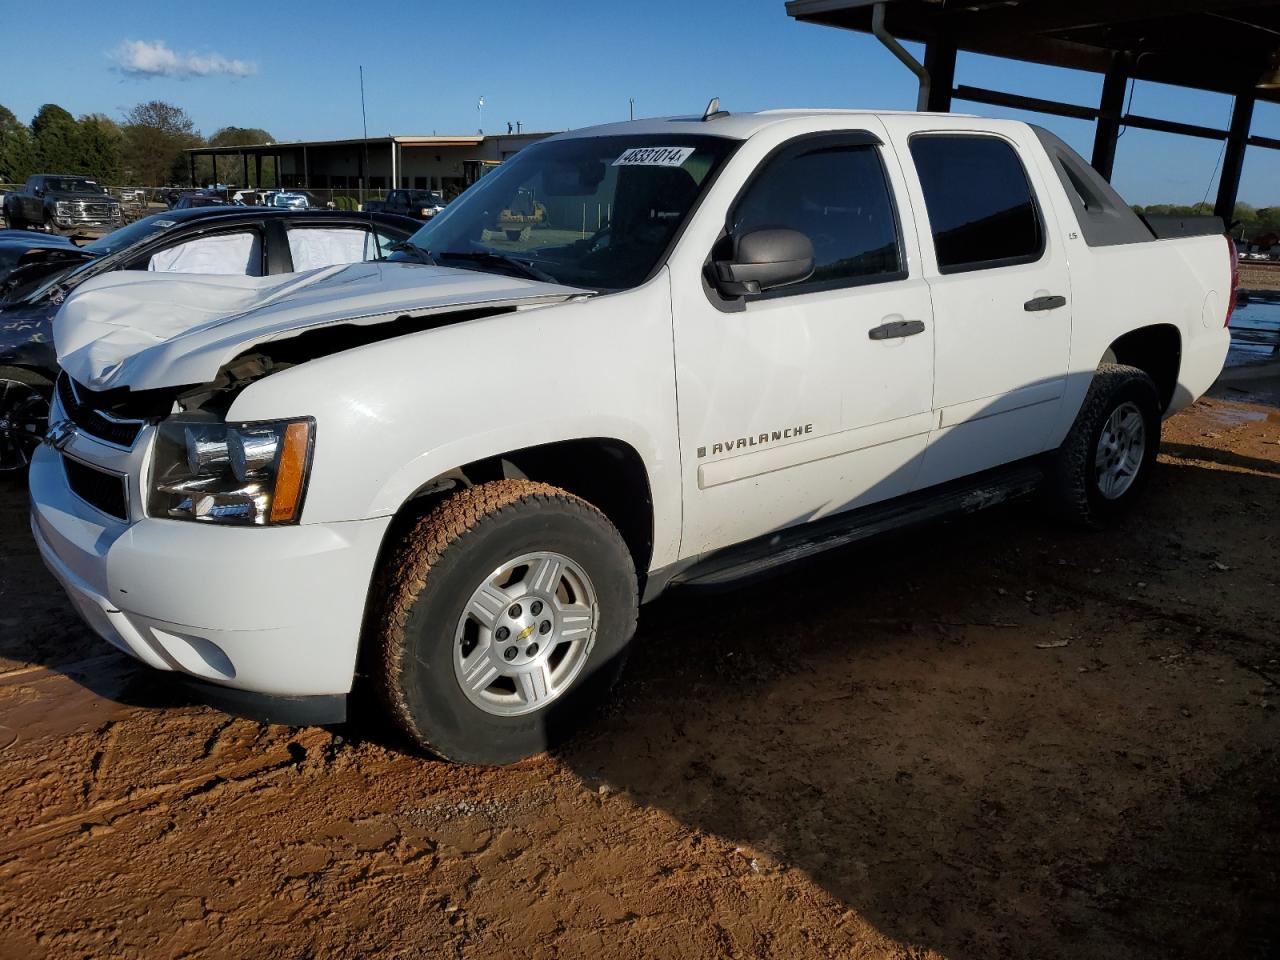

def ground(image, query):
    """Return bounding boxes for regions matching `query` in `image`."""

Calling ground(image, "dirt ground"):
[0,374,1277,960]
[1238,261,1280,292]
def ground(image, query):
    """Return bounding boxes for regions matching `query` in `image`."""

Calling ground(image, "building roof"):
[188,132,558,156]
[785,0,1280,102]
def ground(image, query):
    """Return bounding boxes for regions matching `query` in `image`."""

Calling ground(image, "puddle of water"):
[1198,403,1272,429]
[1229,299,1280,367]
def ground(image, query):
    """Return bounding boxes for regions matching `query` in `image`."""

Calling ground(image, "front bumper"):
[30,436,391,702]
[51,213,123,236]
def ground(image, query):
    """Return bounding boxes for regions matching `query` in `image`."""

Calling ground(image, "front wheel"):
[0,367,52,475]
[1043,363,1162,526]
[369,480,638,765]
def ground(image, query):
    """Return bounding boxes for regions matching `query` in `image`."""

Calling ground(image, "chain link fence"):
[2,182,402,223]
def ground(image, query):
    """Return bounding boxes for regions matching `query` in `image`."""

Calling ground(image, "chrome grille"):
[68,200,117,220]
[57,375,144,448]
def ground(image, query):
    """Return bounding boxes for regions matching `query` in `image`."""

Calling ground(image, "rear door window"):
[909,134,1044,273]
[730,137,905,296]
[285,226,378,271]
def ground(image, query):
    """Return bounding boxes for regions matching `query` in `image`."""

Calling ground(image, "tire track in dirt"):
[0,726,333,857]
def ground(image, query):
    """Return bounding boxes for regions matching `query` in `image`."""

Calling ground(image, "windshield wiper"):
[436,251,559,284]
[388,240,438,265]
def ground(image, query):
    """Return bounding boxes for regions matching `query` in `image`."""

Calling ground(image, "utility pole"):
[478,95,485,135]
[629,97,635,120]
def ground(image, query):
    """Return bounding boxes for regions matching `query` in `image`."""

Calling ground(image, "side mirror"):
[33,188,44,198]
[713,228,814,297]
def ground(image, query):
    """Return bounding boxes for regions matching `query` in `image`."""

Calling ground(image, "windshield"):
[44,177,104,193]
[84,212,179,256]
[403,134,737,290]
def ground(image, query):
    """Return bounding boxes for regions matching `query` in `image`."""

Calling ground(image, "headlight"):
[55,201,71,214]
[148,417,315,525]
[420,207,432,216]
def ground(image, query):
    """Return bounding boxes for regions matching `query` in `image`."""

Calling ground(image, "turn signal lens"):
[269,421,312,523]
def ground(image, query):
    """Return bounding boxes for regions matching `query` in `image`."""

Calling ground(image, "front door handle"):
[868,319,926,340]
[1024,295,1067,312]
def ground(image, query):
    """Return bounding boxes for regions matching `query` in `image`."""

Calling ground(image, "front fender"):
[227,271,683,570]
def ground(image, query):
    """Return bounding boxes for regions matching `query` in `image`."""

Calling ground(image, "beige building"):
[185,131,556,198]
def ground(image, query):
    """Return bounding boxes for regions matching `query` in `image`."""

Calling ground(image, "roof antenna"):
[702,97,728,121]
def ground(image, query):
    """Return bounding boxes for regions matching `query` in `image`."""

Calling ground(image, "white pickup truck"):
[31,108,1233,764]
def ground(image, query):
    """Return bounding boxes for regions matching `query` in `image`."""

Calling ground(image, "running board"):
[670,462,1044,590]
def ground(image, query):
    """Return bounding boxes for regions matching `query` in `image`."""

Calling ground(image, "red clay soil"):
[0,379,1276,959]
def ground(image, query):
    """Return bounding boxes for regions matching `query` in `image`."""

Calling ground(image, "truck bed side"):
[1029,128,1232,444]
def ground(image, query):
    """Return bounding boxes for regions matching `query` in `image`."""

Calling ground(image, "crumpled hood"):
[54,260,584,391]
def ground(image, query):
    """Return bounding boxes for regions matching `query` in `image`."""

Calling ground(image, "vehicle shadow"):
[554,461,1279,960]
[1162,441,1280,476]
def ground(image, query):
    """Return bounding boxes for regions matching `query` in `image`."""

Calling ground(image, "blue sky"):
[4,0,1280,206]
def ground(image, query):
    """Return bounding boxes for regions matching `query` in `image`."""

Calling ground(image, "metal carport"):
[785,0,1280,223]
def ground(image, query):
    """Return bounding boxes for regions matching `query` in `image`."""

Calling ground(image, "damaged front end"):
[50,261,585,525]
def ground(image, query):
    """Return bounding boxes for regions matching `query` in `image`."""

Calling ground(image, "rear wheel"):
[0,367,52,475]
[5,206,24,230]
[1043,363,1162,526]
[369,480,638,765]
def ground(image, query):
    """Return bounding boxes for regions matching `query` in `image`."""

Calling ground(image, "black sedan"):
[0,207,419,472]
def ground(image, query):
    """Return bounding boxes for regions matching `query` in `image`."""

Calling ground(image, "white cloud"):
[112,39,257,79]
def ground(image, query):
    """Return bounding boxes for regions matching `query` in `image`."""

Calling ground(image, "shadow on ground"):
[559,460,1279,959]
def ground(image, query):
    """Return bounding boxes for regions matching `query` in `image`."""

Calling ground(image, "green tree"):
[76,113,123,184]
[0,103,34,183]
[208,126,273,147]
[121,100,201,186]
[196,126,276,187]
[30,103,81,172]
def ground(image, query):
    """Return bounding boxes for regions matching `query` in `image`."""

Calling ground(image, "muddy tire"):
[1043,363,1162,527]
[369,479,638,765]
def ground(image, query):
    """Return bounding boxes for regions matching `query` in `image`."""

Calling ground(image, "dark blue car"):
[0,207,418,471]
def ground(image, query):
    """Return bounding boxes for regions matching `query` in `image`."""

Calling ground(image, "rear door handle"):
[1024,295,1067,312]
[868,319,926,340]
